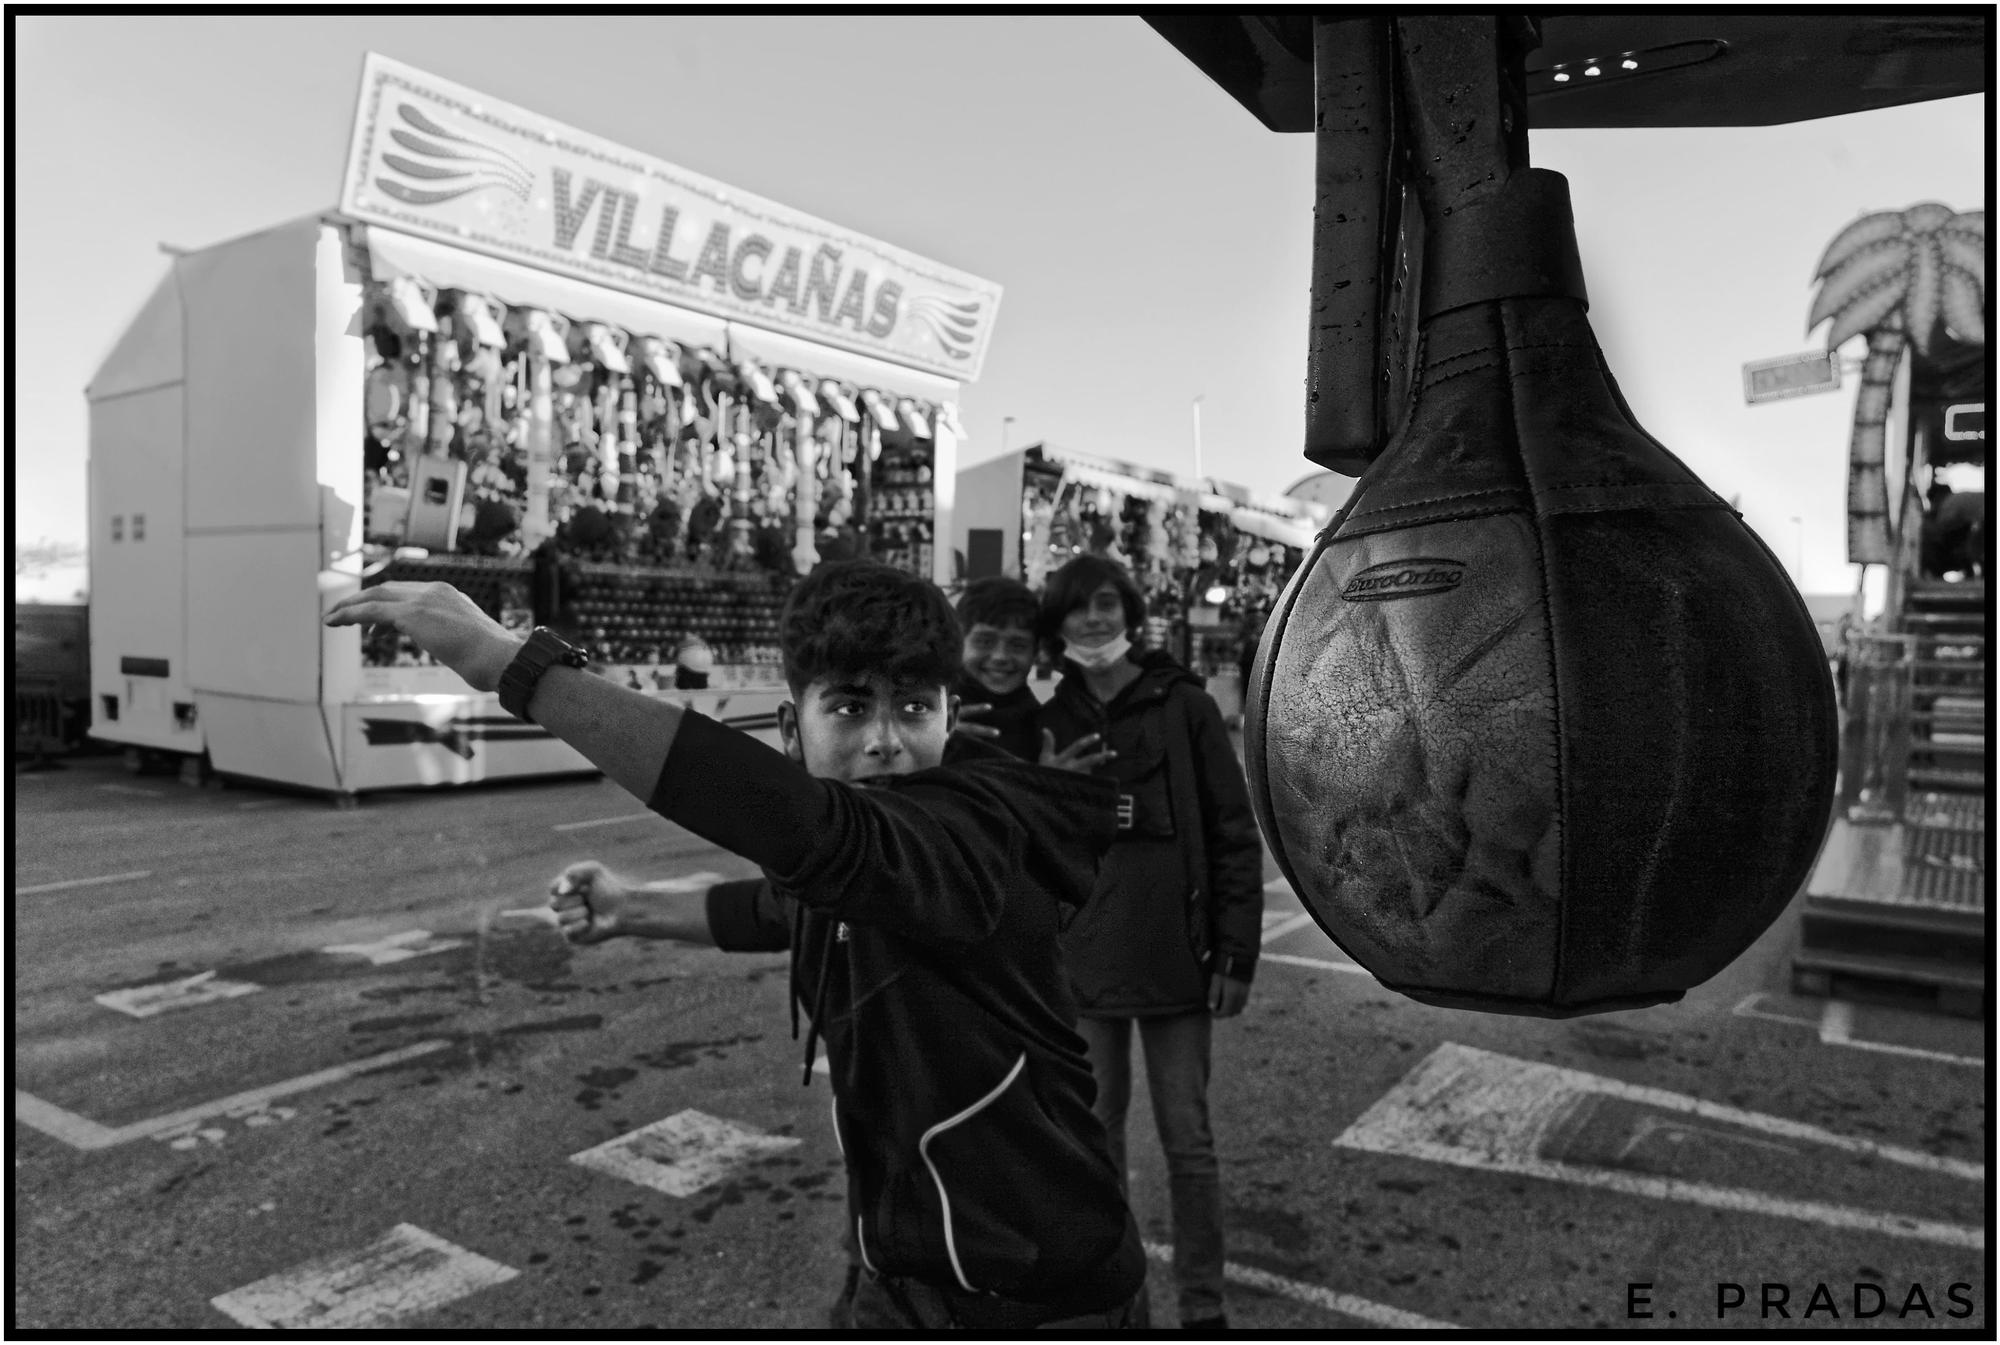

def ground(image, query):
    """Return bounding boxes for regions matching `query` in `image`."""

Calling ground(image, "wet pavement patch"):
[476,931,576,986]
[358,982,461,1004]
[632,1034,762,1071]
[576,1066,638,1111]
[350,1013,452,1035]
[1568,1021,1670,1061]
[499,1015,605,1037]
[1227,1201,1314,1256]
[689,1180,748,1225]
[222,947,478,987]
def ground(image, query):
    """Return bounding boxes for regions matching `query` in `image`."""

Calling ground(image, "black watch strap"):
[498,627,590,723]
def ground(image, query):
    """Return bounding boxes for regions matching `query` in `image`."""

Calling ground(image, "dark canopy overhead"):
[1143,12,1987,131]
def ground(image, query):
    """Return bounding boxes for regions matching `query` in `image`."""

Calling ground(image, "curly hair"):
[780,559,962,697]
[1040,554,1146,655]
[954,576,1040,634]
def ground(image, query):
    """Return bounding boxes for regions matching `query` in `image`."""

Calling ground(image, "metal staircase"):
[1794,576,1987,1016]
[1903,578,1986,798]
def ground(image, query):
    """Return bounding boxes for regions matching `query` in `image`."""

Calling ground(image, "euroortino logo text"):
[1341,558,1468,602]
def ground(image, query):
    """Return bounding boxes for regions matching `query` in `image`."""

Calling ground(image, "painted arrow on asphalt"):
[1335,1042,1982,1249]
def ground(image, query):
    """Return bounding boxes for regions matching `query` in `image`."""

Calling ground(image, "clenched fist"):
[549,861,635,944]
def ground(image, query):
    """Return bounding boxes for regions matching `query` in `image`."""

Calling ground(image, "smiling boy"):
[950,576,1044,761]
[324,560,1148,1330]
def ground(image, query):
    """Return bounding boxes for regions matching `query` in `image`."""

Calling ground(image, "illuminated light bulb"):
[1205,585,1230,604]
[1552,70,1570,82]
[1621,57,1639,69]
[1584,64,1601,76]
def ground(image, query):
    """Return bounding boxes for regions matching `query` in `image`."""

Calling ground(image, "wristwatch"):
[498,627,591,723]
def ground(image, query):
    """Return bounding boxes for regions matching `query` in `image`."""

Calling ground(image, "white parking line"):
[1263,952,1371,978]
[551,813,653,832]
[13,1091,121,1150]
[1820,999,1984,1069]
[1730,992,1820,1027]
[16,870,153,895]
[322,931,466,965]
[13,1040,453,1151]
[1337,1042,1984,1249]
[571,1109,802,1197]
[211,1223,517,1329]
[1261,912,1317,944]
[96,971,261,1018]
[1141,1242,1458,1330]
[1732,994,1984,1069]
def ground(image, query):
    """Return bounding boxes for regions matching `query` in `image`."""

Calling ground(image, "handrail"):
[1836,632,1912,824]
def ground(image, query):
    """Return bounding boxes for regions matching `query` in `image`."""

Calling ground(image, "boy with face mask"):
[324,560,1147,1330]
[1037,553,1266,1333]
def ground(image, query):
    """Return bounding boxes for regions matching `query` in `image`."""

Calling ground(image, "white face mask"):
[1065,631,1132,673]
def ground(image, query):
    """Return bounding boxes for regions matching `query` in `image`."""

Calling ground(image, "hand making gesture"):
[323,581,522,691]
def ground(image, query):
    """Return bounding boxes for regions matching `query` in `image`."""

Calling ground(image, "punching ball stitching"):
[1497,303,1572,1007]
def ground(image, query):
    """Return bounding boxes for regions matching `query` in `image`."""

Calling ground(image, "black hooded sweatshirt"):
[952,672,1044,764]
[648,713,1144,1312]
[1040,648,1267,1016]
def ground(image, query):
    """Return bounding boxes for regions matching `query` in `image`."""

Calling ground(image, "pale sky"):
[12,14,1986,598]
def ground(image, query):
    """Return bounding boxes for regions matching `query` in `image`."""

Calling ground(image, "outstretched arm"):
[324,581,1093,946]
[325,581,682,804]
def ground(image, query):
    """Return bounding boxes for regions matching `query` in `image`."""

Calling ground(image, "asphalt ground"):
[11,750,1988,1333]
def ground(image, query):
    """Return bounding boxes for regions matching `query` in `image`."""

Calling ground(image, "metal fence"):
[13,675,80,758]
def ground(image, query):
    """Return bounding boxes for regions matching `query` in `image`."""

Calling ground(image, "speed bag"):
[1245,290,1839,1017]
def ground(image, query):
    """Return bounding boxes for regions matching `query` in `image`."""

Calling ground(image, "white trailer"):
[85,55,994,799]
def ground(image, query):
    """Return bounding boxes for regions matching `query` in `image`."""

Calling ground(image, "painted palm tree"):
[1808,203,1985,564]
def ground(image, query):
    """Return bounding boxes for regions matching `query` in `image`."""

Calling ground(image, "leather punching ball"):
[1244,18,1839,1016]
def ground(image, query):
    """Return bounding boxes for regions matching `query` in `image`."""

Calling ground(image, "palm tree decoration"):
[1808,203,1985,564]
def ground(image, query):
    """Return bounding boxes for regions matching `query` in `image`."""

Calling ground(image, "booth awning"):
[1229,508,1321,550]
[724,322,959,408]
[1059,461,1189,507]
[361,224,729,352]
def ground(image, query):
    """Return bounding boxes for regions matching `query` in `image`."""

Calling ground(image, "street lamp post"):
[1191,395,1205,486]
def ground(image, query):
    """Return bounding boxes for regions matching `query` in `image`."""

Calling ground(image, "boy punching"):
[325,560,1146,1330]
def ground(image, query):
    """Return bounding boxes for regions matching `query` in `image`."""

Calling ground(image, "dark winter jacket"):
[953,674,1044,764]
[649,715,1145,1312]
[1040,649,1266,1016]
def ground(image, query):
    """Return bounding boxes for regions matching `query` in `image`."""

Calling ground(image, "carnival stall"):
[953,442,1328,695]
[84,54,998,798]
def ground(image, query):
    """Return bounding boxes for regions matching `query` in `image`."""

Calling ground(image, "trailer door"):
[89,384,195,752]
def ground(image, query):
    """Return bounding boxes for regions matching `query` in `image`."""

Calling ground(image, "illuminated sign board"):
[1944,402,1986,442]
[340,54,1001,380]
[1742,350,1841,404]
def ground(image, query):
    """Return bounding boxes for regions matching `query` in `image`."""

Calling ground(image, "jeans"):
[1078,1011,1224,1323]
